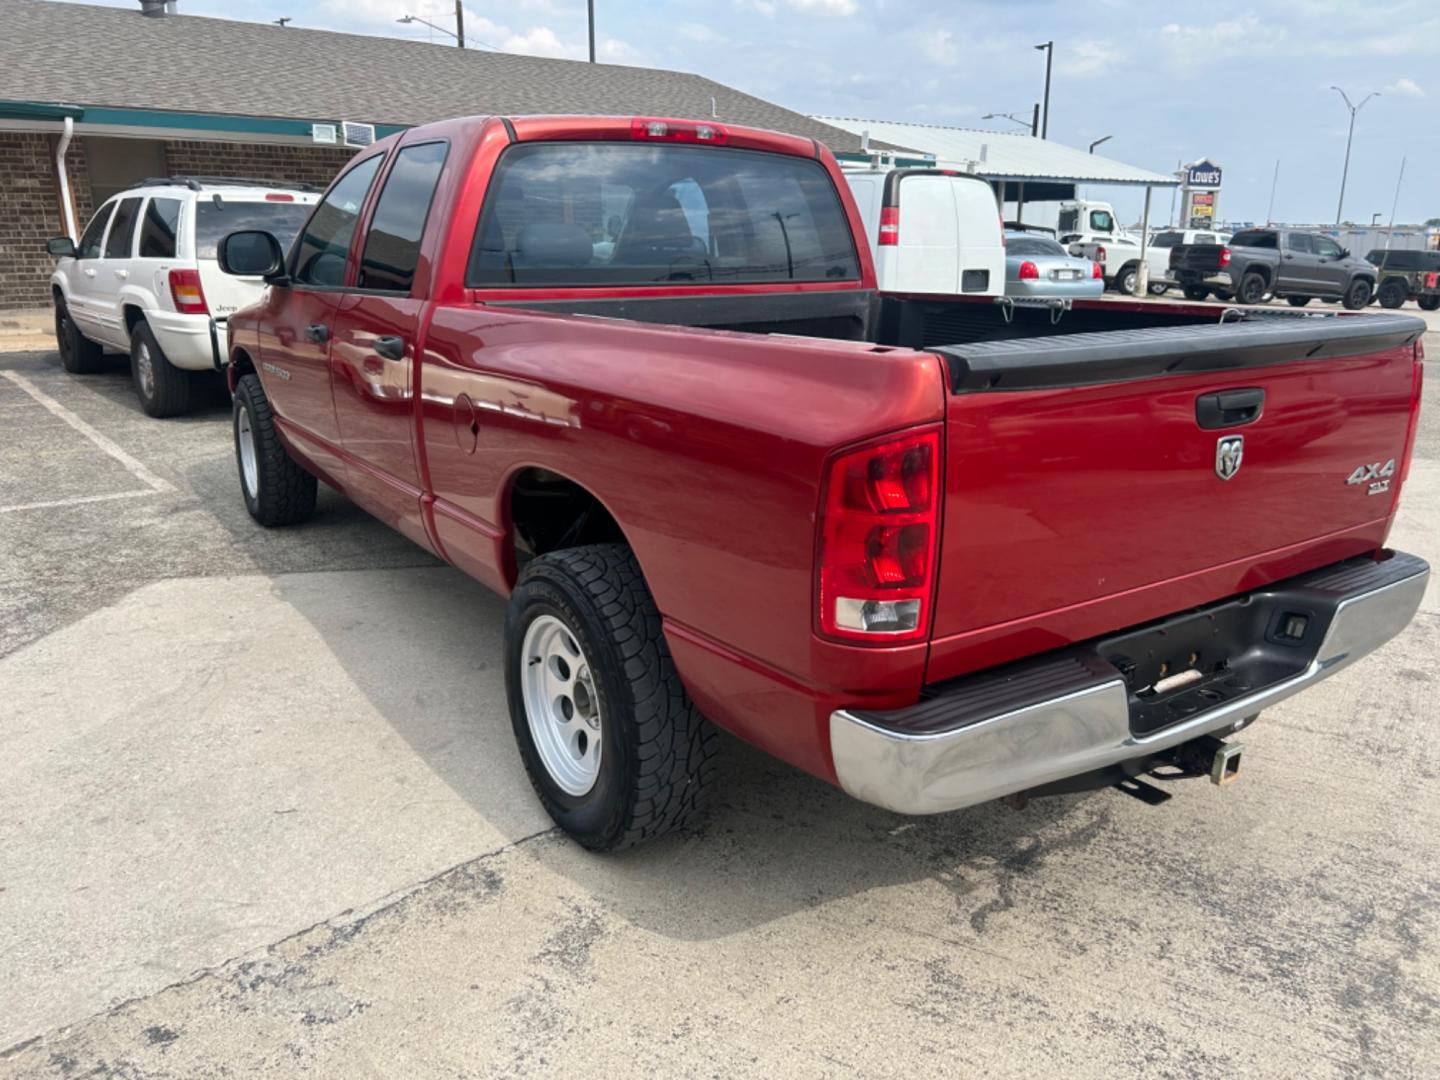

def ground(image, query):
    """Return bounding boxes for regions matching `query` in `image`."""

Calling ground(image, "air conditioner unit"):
[341,121,376,149]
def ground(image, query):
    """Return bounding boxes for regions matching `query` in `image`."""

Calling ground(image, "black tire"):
[130,321,191,417]
[1236,272,1268,305]
[1147,282,1169,296]
[505,544,718,851]
[1286,296,1311,307]
[233,373,317,526]
[1418,295,1440,312]
[1342,278,1372,311]
[1377,279,1408,309]
[1183,286,1209,302]
[1116,263,1139,295]
[1213,290,1233,302]
[54,296,104,374]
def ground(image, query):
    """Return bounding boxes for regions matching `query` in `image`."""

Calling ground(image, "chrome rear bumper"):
[830,551,1429,815]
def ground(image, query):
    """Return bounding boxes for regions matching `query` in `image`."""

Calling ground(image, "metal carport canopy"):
[813,116,1180,189]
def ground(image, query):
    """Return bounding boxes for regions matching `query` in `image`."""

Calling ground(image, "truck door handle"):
[1196,388,1265,430]
[83,267,96,278]
[372,335,405,361]
[113,268,128,279]
[305,323,329,343]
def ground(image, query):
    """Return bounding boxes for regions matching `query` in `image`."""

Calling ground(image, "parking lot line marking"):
[0,490,158,515]
[0,371,174,494]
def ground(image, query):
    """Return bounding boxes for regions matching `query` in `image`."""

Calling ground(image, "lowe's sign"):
[1187,160,1223,188]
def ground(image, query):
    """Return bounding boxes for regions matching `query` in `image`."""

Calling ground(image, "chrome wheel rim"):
[1122,271,1136,293]
[521,614,602,796]
[135,340,155,399]
[237,405,258,498]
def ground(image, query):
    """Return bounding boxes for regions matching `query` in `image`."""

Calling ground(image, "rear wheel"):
[232,373,317,526]
[130,322,191,417]
[1236,272,1268,305]
[1342,279,1372,311]
[1117,264,1139,295]
[1147,282,1169,296]
[1418,295,1440,311]
[54,297,104,374]
[1286,296,1311,308]
[506,544,718,851]
[1183,285,1209,301]
[1377,279,1408,309]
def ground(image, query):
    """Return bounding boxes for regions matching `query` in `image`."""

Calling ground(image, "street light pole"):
[588,0,595,62]
[1034,41,1053,138]
[1330,86,1378,225]
[1088,135,1112,154]
[454,0,464,48]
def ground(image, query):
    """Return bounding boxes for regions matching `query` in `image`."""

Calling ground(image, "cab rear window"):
[468,143,859,287]
[194,200,312,260]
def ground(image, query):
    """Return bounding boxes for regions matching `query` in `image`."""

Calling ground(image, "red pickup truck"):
[218,114,1428,850]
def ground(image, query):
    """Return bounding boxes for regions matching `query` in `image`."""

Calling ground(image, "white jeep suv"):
[48,177,319,416]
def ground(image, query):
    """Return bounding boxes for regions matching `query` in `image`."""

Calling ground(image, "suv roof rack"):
[126,175,323,193]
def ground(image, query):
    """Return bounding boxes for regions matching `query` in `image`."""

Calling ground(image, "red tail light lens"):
[264,192,295,202]
[818,428,941,643]
[878,206,900,246]
[168,268,209,315]
[1092,260,1104,279]
[630,117,728,144]
[1095,245,1107,262]
[1219,246,1232,268]
[1018,260,1039,280]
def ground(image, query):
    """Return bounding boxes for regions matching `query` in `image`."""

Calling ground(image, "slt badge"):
[1346,458,1395,496]
[1215,435,1244,481]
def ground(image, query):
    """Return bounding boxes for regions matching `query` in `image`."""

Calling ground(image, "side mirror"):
[218,230,286,282]
[47,236,77,258]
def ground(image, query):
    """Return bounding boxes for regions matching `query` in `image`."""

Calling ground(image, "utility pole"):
[1330,86,1379,225]
[1266,159,1280,224]
[1030,102,1039,137]
[1034,41,1053,138]
[588,0,595,62]
[454,0,464,48]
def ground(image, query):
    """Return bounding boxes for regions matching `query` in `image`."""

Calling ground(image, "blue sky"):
[62,0,1439,226]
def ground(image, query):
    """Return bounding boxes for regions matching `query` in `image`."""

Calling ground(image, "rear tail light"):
[1018,260,1039,280]
[630,117,728,144]
[1219,246,1232,268]
[817,428,941,643]
[1398,342,1424,489]
[168,268,209,315]
[1094,245,1106,262]
[1092,260,1104,279]
[878,206,900,246]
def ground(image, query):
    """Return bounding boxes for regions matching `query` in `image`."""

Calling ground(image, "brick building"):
[0,0,869,309]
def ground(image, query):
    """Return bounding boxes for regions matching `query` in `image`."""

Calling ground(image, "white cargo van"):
[843,168,1004,297]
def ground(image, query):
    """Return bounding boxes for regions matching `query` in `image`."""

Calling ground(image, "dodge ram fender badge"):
[1347,458,1395,495]
[1215,435,1244,480]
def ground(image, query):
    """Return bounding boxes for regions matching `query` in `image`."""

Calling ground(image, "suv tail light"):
[630,117,728,144]
[1018,260,1039,280]
[1219,246,1232,268]
[1092,260,1104,279]
[817,427,941,643]
[168,268,209,315]
[878,206,900,246]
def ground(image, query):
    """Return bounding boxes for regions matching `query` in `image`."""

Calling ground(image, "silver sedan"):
[1004,232,1104,299]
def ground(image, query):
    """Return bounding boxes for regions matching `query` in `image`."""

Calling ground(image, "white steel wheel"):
[237,404,259,498]
[520,614,603,796]
[135,337,156,400]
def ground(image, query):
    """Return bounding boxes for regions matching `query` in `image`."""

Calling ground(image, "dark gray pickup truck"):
[1171,227,1377,309]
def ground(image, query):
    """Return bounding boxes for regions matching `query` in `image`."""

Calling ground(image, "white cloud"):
[786,0,859,15]
[598,36,643,64]
[919,27,956,67]
[1058,40,1119,78]
[1386,77,1425,96]
[733,0,778,15]
[677,22,725,44]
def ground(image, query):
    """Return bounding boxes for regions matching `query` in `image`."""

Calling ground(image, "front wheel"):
[1183,285,1209,302]
[1377,279,1408,309]
[54,297,105,374]
[1342,279,1372,311]
[505,544,718,851]
[1286,296,1311,308]
[1418,295,1440,311]
[233,373,317,526]
[1147,282,1169,296]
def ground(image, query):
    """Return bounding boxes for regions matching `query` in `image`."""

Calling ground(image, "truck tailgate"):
[925,313,1425,681]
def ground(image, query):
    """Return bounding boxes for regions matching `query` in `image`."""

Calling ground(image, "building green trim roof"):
[0,99,407,140]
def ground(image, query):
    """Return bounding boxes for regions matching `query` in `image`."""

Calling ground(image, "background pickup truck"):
[218,114,1429,851]
[1170,227,1377,308]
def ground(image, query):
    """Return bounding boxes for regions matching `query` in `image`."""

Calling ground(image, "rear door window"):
[358,141,449,293]
[103,197,142,259]
[468,143,859,287]
[76,203,115,259]
[137,197,181,258]
[195,199,313,260]
[1232,230,1278,249]
[293,155,385,287]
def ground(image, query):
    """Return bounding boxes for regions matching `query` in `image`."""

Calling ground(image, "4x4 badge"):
[1215,435,1244,481]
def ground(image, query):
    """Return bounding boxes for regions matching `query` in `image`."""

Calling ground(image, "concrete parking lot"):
[2,301,1438,1078]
